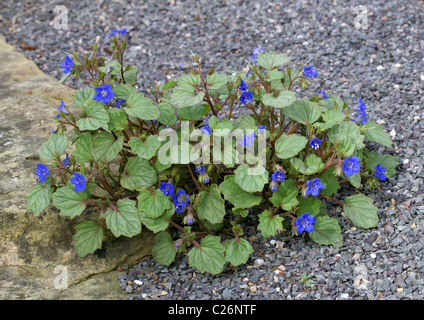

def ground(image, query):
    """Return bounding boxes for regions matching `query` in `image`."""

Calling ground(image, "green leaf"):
[207,72,228,90]
[107,108,128,131]
[309,216,343,248]
[267,69,284,81]
[219,175,262,209]
[257,52,291,70]
[113,83,137,100]
[319,94,345,112]
[328,121,365,151]
[125,93,160,120]
[320,168,340,197]
[343,194,379,229]
[275,134,308,159]
[290,154,324,175]
[40,134,68,161]
[104,198,141,237]
[74,132,94,163]
[282,99,321,125]
[347,172,361,188]
[225,238,254,267]
[157,102,177,125]
[176,104,209,121]
[258,210,284,238]
[314,109,346,130]
[296,197,321,216]
[92,131,124,162]
[188,235,226,274]
[233,115,257,130]
[123,65,138,84]
[161,79,178,91]
[120,156,158,191]
[170,74,205,109]
[51,183,90,218]
[128,134,161,160]
[73,221,103,257]
[269,179,299,210]
[363,121,393,148]
[152,231,176,267]
[137,189,172,219]
[26,184,52,216]
[99,60,121,75]
[197,184,226,224]
[139,204,174,233]
[234,164,269,193]
[261,91,297,109]
[76,101,110,131]
[363,151,398,178]
[73,86,94,108]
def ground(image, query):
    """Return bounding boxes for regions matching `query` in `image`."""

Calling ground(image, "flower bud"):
[175,239,182,248]
[270,180,278,192]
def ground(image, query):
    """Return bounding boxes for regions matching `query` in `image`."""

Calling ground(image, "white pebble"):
[377,65,384,70]
[390,128,396,138]
[134,280,143,286]
[340,293,349,299]
[370,253,377,259]
[254,259,265,267]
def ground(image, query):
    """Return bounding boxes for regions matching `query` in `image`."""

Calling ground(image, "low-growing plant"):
[26,29,398,274]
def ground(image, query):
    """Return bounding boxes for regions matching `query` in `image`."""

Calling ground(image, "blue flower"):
[175,203,185,214]
[58,100,68,114]
[317,90,329,100]
[251,46,264,62]
[342,156,361,177]
[173,189,190,213]
[239,91,253,103]
[202,174,210,184]
[115,98,125,108]
[70,172,86,192]
[355,98,367,113]
[374,163,387,181]
[94,83,115,104]
[61,56,74,74]
[52,126,59,134]
[271,170,286,182]
[108,28,127,37]
[246,69,252,78]
[35,164,50,183]
[309,137,321,149]
[351,110,368,124]
[305,178,325,196]
[270,181,278,192]
[159,182,174,196]
[186,213,194,225]
[296,212,316,233]
[200,118,212,135]
[239,79,249,91]
[302,64,318,79]
[63,153,71,166]
[258,125,267,133]
[175,239,182,248]
[238,132,255,146]
[179,63,189,71]
[195,165,206,174]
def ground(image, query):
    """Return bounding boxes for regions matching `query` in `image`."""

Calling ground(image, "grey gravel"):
[1,0,423,300]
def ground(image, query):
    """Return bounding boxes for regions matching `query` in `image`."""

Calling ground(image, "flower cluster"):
[195,165,210,184]
[173,189,190,214]
[61,56,74,74]
[270,168,286,192]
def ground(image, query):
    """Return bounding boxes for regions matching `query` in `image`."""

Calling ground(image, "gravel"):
[1,0,423,300]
